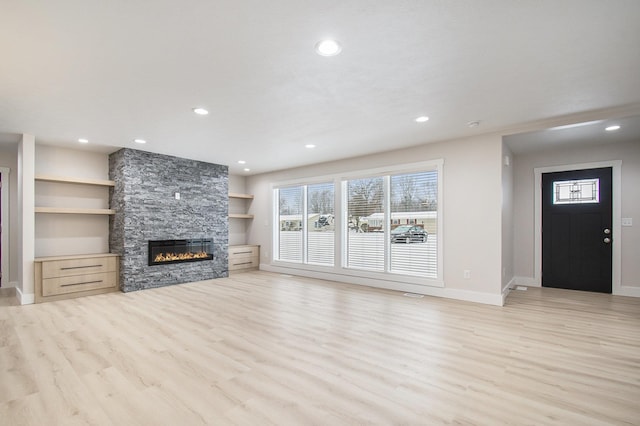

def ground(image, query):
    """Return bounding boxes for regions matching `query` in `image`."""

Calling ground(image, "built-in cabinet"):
[228,245,260,273]
[228,191,259,273]
[34,253,120,303]
[34,174,118,302]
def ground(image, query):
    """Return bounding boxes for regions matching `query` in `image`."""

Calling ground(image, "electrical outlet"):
[463,270,471,279]
[622,217,633,227]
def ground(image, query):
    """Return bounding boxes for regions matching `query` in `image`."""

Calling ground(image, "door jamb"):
[534,161,621,294]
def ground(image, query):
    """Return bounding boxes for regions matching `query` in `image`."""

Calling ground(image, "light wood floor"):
[1,272,639,425]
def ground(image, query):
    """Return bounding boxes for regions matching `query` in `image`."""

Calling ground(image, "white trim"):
[15,286,34,305]
[534,161,622,294]
[616,286,640,298]
[261,263,503,306]
[502,276,515,305]
[270,259,444,288]
[0,167,9,288]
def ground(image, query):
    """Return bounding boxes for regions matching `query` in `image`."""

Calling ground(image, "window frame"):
[272,159,444,287]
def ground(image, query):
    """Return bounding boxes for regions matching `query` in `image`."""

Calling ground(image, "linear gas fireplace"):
[148,239,214,266]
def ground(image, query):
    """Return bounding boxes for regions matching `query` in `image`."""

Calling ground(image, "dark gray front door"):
[542,167,612,293]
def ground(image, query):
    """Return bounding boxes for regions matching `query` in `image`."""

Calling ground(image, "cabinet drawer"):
[229,245,259,257]
[42,272,117,296]
[229,256,259,271]
[42,256,117,278]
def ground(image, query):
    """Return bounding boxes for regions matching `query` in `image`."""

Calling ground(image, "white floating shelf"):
[35,174,115,187]
[229,192,254,199]
[35,207,116,215]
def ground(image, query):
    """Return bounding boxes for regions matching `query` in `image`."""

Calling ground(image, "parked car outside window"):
[391,225,427,243]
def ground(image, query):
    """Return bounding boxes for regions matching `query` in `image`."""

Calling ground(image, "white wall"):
[501,143,514,298]
[17,135,35,303]
[34,145,111,257]
[513,140,640,290]
[228,174,248,246]
[246,134,504,305]
[0,144,19,286]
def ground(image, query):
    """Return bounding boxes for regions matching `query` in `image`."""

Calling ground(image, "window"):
[307,183,334,265]
[275,183,335,266]
[346,177,384,271]
[277,186,303,262]
[274,160,442,283]
[390,171,438,278]
[553,178,600,204]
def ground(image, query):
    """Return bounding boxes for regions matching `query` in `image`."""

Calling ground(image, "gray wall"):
[109,148,228,292]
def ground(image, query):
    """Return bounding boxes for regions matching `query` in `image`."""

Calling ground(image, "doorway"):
[541,167,612,293]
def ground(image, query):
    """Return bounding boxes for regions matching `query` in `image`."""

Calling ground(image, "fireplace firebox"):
[148,239,214,266]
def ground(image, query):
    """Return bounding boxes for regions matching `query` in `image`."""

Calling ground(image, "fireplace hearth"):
[148,239,214,266]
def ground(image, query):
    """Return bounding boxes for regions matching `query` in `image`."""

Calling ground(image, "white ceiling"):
[1,1,639,175]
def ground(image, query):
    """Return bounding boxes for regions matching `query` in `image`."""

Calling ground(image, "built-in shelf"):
[229,192,254,219]
[229,192,254,199]
[229,213,254,219]
[35,174,115,187]
[35,207,116,215]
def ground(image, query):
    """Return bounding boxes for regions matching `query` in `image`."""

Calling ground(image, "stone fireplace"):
[109,148,228,292]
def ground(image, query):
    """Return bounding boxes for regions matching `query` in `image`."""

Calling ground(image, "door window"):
[552,178,599,205]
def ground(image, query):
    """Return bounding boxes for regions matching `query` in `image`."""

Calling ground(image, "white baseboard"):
[4,280,17,289]
[260,263,504,306]
[501,277,516,305]
[615,286,640,298]
[15,287,35,305]
[514,276,540,287]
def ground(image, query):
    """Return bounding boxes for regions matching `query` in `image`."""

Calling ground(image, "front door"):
[542,167,612,293]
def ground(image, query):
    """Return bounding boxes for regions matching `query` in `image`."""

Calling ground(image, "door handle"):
[604,237,611,244]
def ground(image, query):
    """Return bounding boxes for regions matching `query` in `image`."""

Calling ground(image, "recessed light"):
[134,139,146,144]
[78,138,89,143]
[237,160,246,164]
[605,125,620,131]
[315,39,342,56]
[244,168,251,172]
[193,108,209,115]
[415,116,429,123]
[305,144,316,149]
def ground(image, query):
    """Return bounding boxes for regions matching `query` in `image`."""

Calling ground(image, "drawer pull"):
[233,261,254,266]
[60,264,103,270]
[61,280,103,287]
[234,251,253,254]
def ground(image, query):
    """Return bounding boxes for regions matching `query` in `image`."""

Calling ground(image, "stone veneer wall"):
[109,148,228,292]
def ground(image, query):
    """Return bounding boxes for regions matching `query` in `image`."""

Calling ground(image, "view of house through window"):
[275,163,440,280]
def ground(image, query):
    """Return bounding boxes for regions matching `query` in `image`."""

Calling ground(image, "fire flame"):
[154,251,209,263]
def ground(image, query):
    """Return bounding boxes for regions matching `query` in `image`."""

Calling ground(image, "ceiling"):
[1,1,639,175]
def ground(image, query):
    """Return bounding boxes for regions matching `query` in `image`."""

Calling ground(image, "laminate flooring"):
[1,272,639,425]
